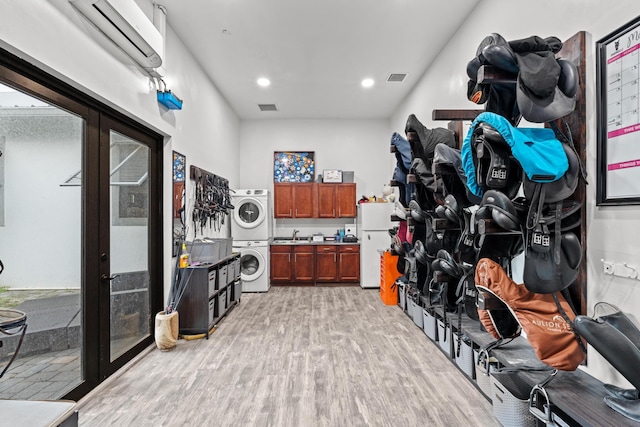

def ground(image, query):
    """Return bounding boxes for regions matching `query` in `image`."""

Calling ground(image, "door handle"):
[101,274,120,281]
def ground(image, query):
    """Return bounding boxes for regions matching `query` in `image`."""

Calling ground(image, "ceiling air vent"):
[387,73,407,82]
[258,103,278,112]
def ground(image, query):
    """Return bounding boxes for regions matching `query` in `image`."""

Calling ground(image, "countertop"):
[270,239,359,245]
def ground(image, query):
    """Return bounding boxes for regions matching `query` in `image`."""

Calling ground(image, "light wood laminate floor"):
[77,287,499,426]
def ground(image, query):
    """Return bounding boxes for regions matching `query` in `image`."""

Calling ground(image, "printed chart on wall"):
[598,17,640,204]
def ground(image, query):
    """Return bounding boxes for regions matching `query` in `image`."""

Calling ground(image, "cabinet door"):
[336,184,356,217]
[338,245,360,282]
[177,267,214,333]
[292,183,315,218]
[274,183,294,218]
[315,245,338,282]
[270,246,292,282]
[316,184,336,218]
[292,245,315,283]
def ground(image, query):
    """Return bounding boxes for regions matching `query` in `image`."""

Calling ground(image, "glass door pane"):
[0,82,83,399]
[108,131,150,361]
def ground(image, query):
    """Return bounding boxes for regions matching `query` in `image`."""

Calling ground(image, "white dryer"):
[232,240,270,292]
[231,189,273,241]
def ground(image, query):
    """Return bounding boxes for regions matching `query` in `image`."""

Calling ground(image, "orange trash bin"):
[380,250,401,305]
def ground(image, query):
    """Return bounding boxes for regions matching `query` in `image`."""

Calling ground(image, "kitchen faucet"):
[292,229,299,240]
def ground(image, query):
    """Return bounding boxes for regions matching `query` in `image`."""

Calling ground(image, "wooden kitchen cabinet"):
[270,245,292,283]
[271,244,360,285]
[270,244,314,285]
[275,183,355,219]
[336,184,356,217]
[273,183,314,218]
[292,245,315,283]
[316,183,356,218]
[338,245,360,282]
[316,185,338,218]
[315,245,338,282]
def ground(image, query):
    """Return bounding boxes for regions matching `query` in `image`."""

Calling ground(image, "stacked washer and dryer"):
[230,189,273,292]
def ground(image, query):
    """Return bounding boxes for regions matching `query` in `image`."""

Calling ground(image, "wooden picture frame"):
[273,151,315,182]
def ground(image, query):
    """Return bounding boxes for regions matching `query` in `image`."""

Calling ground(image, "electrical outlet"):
[603,262,614,275]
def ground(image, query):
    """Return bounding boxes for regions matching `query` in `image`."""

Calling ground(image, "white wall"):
[391,0,640,387]
[0,113,83,288]
[239,119,395,238]
[0,1,241,298]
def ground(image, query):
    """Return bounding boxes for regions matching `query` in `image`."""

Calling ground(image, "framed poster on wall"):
[172,151,186,256]
[172,151,186,218]
[322,169,342,183]
[273,151,315,182]
[596,15,640,205]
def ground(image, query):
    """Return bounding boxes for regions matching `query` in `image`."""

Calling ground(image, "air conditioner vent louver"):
[387,73,407,82]
[69,0,163,69]
[258,104,278,112]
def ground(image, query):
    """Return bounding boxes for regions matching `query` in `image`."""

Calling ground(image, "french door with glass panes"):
[0,53,162,400]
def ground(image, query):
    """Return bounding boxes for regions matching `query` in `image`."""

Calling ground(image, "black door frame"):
[97,113,163,380]
[0,48,164,399]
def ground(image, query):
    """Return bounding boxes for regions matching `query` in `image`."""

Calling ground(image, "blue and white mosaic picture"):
[274,151,315,182]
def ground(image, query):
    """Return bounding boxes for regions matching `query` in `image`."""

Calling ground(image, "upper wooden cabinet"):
[274,183,356,219]
[274,183,314,218]
[317,183,356,218]
[317,184,337,218]
[335,184,356,218]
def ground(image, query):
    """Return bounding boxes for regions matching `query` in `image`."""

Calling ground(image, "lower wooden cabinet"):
[292,245,315,283]
[271,244,360,285]
[270,245,292,283]
[338,245,360,282]
[270,244,315,285]
[316,245,338,282]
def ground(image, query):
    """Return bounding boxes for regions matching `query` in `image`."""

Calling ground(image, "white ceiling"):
[158,0,480,120]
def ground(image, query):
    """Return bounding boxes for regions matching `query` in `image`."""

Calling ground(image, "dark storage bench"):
[423,306,639,427]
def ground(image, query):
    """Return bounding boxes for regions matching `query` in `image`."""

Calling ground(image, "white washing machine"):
[233,240,270,292]
[231,189,273,241]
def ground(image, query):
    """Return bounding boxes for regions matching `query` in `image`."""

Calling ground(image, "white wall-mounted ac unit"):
[69,0,163,69]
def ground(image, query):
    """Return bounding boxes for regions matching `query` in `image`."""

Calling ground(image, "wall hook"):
[622,263,638,279]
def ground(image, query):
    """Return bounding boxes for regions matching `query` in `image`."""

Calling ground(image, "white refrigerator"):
[357,203,394,288]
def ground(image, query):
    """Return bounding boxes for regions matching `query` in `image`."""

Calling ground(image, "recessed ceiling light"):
[361,78,374,88]
[257,77,271,87]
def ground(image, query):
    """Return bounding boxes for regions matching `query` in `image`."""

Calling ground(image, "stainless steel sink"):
[272,238,311,244]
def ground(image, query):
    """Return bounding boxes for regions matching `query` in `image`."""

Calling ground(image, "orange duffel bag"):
[475,257,585,371]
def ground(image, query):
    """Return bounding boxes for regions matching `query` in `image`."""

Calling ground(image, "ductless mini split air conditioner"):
[69,0,164,69]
